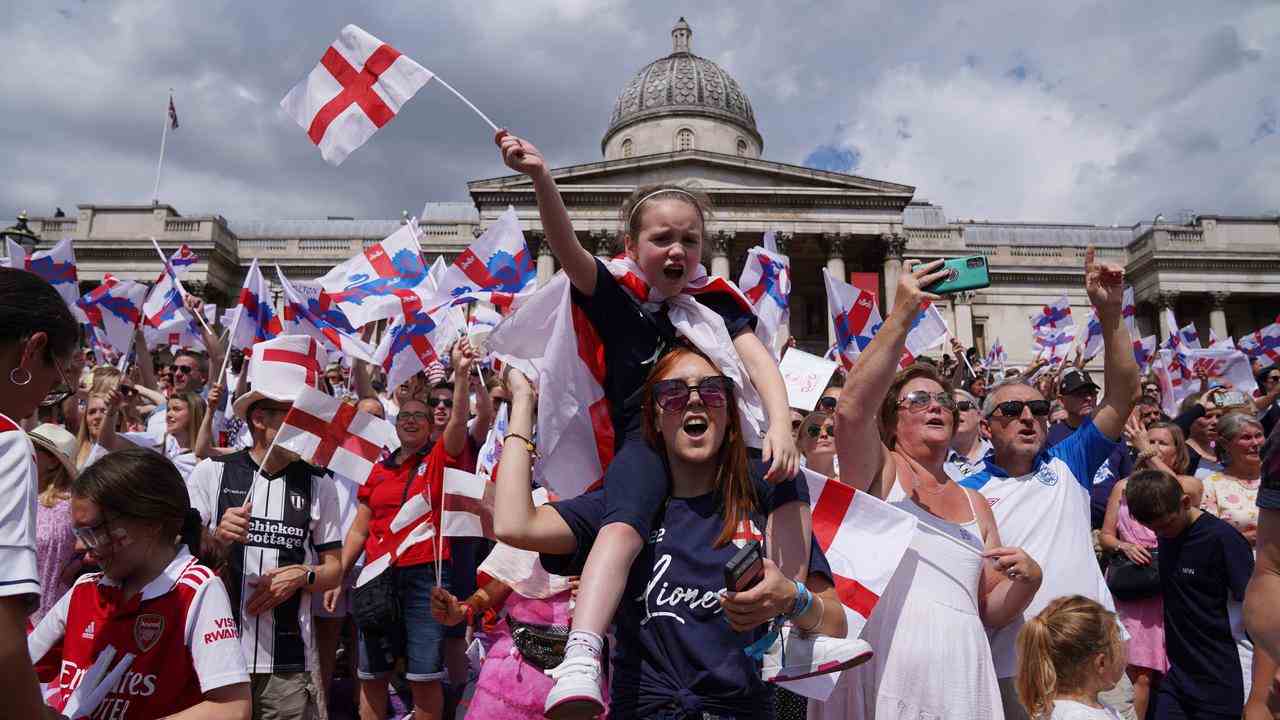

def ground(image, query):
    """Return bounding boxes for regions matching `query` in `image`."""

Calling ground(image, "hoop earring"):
[9,367,32,386]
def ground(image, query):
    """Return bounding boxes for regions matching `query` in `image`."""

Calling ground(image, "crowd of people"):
[2,131,1280,720]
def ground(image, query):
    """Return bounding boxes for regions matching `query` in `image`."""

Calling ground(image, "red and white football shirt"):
[0,412,39,608]
[29,548,249,719]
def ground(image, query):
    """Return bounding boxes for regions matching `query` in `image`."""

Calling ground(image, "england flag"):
[278,268,376,362]
[1079,309,1104,361]
[77,275,147,353]
[426,207,536,314]
[373,299,461,395]
[901,303,949,367]
[823,268,881,370]
[275,386,400,484]
[1031,295,1072,332]
[168,244,199,277]
[5,237,83,320]
[317,221,430,328]
[1239,323,1280,365]
[281,25,434,165]
[739,237,791,360]
[227,259,283,352]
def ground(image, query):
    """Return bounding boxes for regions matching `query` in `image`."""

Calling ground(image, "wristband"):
[503,433,539,461]
[783,580,813,621]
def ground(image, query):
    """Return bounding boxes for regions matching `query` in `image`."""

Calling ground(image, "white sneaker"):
[544,655,605,719]
[761,626,874,683]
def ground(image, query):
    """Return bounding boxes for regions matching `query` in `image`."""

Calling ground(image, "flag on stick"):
[274,386,399,484]
[823,268,881,370]
[739,241,791,359]
[317,221,430,327]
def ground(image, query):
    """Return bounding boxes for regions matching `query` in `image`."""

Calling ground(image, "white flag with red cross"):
[441,468,492,539]
[275,386,399,484]
[281,25,434,165]
[800,468,917,639]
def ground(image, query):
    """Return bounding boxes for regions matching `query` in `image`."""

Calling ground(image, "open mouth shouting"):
[682,414,710,439]
[662,263,685,281]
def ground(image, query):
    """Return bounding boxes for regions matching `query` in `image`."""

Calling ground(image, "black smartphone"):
[724,540,764,592]
[924,255,991,294]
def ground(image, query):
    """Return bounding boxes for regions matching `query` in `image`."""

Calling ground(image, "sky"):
[4,0,1278,226]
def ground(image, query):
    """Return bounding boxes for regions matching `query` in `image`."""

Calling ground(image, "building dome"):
[602,18,763,159]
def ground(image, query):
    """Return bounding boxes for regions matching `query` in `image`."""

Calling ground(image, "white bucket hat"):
[232,335,328,420]
[28,423,79,479]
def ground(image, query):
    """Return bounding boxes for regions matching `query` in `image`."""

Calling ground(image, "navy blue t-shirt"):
[546,468,817,718]
[572,258,756,441]
[1157,511,1255,715]
[1046,420,1133,529]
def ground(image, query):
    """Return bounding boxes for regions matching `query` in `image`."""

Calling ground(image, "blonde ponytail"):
[1015,595,1123,719]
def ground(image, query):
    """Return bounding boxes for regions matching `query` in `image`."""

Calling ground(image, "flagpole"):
[152,90,173,205]
[431,76,500,133]
[149,237,216,337]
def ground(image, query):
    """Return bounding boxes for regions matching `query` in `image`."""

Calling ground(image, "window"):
[737,138,748,156]
[677,128,695,151]
[621,138,633,158]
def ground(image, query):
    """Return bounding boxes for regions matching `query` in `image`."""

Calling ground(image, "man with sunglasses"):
[959,249,1140,720]
[944,389,991,482]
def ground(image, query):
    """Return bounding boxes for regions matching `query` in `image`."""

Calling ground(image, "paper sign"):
[778,349,839,411]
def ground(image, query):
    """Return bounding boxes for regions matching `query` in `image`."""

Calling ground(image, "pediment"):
[468,150,914,198]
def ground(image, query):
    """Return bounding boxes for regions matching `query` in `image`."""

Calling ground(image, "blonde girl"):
[1017,595,1128,719]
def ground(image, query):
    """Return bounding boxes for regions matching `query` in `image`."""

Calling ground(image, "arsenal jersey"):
[29,548,249,719]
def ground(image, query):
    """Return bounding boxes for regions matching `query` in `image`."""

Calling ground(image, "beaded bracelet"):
[503,432,539,460]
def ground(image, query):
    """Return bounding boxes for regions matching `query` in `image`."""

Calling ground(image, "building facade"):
[10,18,1280,366]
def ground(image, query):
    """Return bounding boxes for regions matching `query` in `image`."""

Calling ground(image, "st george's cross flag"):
[281,25,434,165]
[739,238,791,360]
[441,468,491,539]
[901,303,949,367]
[800,468,917,640]
[169,244,198,277]
[318,221,430,328]
[278,268,377,362]
[275,385,399,484]
[227,259,283,353]
[142,261,204,351]
[374,297,461,395]
[1133,335,1158,375]
[1239,322,1280,365]
[426,207,536,314]
[1031,295,1073,333]
[1079,308,1104,361]
[5,237,84,320]
[1035,326,1077,362]
[77,274,148,353]
[823,268,881,370]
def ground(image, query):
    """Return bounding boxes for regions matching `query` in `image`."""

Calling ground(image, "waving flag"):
[1178,323,1201,349]
[442,468,491,539]
[227,259,283,352]
[317,222,430,327]
[475,403,508,482]
[6,237,83,319]
[275,386,399,484]
[1122,286,1137,337]
[1034,326,1077,362]
[427,207,535,313]
[168,244,198,277]
[278,268,376,362]
[1133,335,1158,374]
[1031,295,1072,332]
[1161,308,1182,350]
[902,303,949,367]
[1079,309,1104,361]
[800,468,917,640]
[823,268,881,370]
[1239,323,1280,365]
[77,275,147,353]
[373,299,461,395]
[739,240,791,359]
[984,339,1007,371]
[425,255,447,293]
[281,24,434,165]
[142,261,203,350]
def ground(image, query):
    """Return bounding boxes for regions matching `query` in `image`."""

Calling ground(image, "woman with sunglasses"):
[0,267,83,720]
[329,341,480,720]
[495,344,847,719]
[797,411,837,478]
[823,259,1041,720]
[28,447,250,719]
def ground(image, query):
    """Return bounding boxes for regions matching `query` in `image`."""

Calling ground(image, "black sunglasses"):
[989,399,1052,419]
[817,396,837,411]
[897,390,956,413]
[956,400,975,412]
[426,398,453,408]
[173,365,194,376]
[653,376,731,412]
[804,422,835,439]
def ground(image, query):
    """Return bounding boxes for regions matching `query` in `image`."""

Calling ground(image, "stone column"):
[882,234,907,311]
[953,292,975,348]
[1209,291,1230,341]
[591,230,617,260]
[532,231,554,287]
[1157,291,1179,340]
[711,230,734,279]
[824,233,847,347]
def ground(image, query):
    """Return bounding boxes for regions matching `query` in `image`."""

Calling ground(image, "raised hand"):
[495,130,548,178]
[892,259,948,319]
[1084,246,1125,312]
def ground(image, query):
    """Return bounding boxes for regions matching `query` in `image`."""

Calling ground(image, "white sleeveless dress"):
[812,473,1004,720]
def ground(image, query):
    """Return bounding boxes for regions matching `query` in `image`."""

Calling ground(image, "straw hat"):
[28,423,78,479]
[232,335,328,420]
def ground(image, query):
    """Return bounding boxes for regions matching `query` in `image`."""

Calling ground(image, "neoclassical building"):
[11,18,1280,365]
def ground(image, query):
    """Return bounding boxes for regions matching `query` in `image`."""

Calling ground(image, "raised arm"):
[491,367,577,554]
[133,329,158,392]
[497,131,597,295]
[1085,247,1139,440]
[734,330,798,482]
[442,340,475,458]
[469,369,495,447]
[835,259,947,496]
